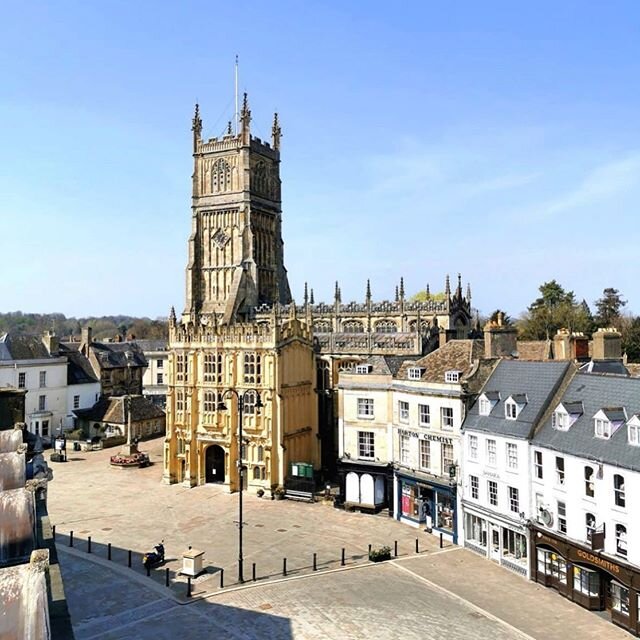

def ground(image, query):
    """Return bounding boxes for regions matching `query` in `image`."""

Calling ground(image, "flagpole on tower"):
[235,54,239,135]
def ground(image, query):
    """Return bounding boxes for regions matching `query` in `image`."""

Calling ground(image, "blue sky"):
[2,1,640,319]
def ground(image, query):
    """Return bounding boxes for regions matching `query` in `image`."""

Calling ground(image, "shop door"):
[205,445,225,483]
[489,525,501,561]
[360,474,374,505]
[346,472,359,502]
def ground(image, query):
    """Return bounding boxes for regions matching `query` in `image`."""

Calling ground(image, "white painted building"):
[136,339,169,406]
[460,360,571,578]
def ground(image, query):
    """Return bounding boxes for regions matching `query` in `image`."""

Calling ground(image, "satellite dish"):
[540,509,554,527]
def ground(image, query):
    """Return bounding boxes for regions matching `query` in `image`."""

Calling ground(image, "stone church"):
[163,94,473,491]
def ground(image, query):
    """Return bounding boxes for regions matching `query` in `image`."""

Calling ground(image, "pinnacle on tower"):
[426,283,431,299]
[466,282,472,302]
[227,120,233,135]
[240,92,251,140]
[366,279,371,301]
[456,273,463,297]
[395,286,399,302]
[191,103,202,151]
[309,288,315,304]
[334,281,340,302]
[272,112,282,150]
[169,306,176,323]
[399,277,405,300]
[445,274,451,296]
[304,282,309,305]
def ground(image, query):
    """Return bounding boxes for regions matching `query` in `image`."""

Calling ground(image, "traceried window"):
[176,354,186,382]
[469,475,479,499]
[441,407,454,429]
[486,439,497,466]
[212,158,232,192]
[400,434,410,465]
[441,443,454,475]
[419,440,431,469]
[257,445,264,462]
[18,372,25,388]
[357,398,374,418]
[243,353,261,384]
[469,435,478,460]
[557,501,567,534]
[534,450,543,479]
[506,443,518,470]
[488,480,498,506]
[509,486,519,513]
[584,467,594,497]
[398,401,409,423]
[176,390,184,412]
[615,524,627,557]
[614,474,625,507]
[419,404,430,426]
[313,320,332,333]
[358,431,374,459]
[243,390,256,415]
[204,391,216,413]
[375,320,397,333]
[343,320,364,333]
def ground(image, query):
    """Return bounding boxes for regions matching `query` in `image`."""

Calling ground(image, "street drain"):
[292,525,301,528]
[277,528,287,532]
[259,603,272,610]
[101,528,112,531]
[254,524,264,528]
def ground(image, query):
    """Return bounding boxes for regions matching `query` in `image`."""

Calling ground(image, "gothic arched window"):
[212,159,232,192]
[343,320,364,333]
[375,320,397,333]
[313,321,332,334]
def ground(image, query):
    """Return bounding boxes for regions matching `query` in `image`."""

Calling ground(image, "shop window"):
[469,435,478,460]
[465,514,487,547]
[400,433,410,465]
[419,440,431,470]
[616,524,628,557]
[486,439,497,466]
[534,450,543,479]
[614,474,626,507]
[584,467,594,497]
[502,529,527,562]
[42,420,49,437]
[401,483,417,518]
[506,443,518,470]
[436,493,454,532]
[419,404,430,426]
[610,581,630,616]
[573,566,600,597]
[441,407,454,429]
[357,431,375,459]
[508,486,519,513]
[555,456,565,485]
[537,549,567,584]
[488,480,498,506]
[585,513,596,542]
[398,401,409,423]
[469,475,479,500]
[557,501,567,534]
[357,398,374,419]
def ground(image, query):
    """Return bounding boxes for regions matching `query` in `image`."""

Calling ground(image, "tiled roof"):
[74,395,165,423]
[463,360,571,438]
[395,339,484,383]
[532,372,640,471]
[0,333,53,361]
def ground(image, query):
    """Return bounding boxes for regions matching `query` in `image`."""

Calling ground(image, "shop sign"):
[399,429,454,445]
[483,470,500,480]
[574,549,620,575]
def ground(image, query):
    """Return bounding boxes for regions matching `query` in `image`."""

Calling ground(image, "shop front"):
[395,470,457,543]
[462,501,529,577]
[531,527,639,636]
[337,458,392,514]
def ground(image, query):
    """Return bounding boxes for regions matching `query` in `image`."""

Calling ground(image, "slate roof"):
[0,333,53,361]
[579,360,629,376]
[463,360,571,438]
[532,372,640,472]
[133,340,168,352]
[58,344,99,385]
[90,342,147,369]
[74,395,165,424]
[395,339,485,383]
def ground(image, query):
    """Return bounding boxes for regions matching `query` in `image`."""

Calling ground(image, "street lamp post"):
[218,388,263,584]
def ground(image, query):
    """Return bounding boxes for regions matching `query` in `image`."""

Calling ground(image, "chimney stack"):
[484,312,517,359]
[592,328,622,361]
[81,326,93,354]
[42,330,59,355]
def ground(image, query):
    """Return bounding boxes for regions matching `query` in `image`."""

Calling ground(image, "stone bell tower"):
[183,94,292,325]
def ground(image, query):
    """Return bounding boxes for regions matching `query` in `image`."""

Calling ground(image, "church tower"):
[184,95,291,325]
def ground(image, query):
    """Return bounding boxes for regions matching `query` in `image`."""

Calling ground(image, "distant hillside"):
[0,312,168,342]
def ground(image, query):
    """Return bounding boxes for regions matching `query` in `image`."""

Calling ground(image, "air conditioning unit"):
[539,508,554,527]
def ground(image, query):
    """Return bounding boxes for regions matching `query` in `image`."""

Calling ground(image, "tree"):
[622,316,640,362]
[409,290,447,303]
[518,280,592,340]
[595,288,627,327]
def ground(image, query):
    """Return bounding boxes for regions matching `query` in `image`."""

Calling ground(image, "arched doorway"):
[205,445,225,483]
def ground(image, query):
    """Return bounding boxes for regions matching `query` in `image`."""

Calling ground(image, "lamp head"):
[217,401,228,411]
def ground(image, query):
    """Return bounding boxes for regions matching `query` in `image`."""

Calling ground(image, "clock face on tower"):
[212,228,230,250]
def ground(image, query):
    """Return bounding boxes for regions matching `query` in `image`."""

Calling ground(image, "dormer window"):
[553,411,568,430]
[552,402,583,431]
[355,364,372,374]
[593,408,626,440]
[504,394,527,421]
[478,391,499,416]
[479,397,491,416]
[445,370,460,383]
[408,367,424,380]
[627,415,640,446]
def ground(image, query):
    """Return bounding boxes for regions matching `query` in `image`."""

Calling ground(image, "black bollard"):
[220,568,224,588]
[108,543,111,561]
[283,558,287,577]
[341,548,345,566]
[368,543,372,557]
[146,564,150,577]
[313,553,317,571]
[52,525,56,540]
[439,532,443,549]
[128,550,132,568]
[252,562,256,582]
[394,540,398,557]
[187,576,192,598]
[415,538,419,553]
[165,568,170,587]
[88,536,92,554]
[69,531,74,548]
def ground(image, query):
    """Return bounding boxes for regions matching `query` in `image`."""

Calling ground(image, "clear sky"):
[2,1,640,319]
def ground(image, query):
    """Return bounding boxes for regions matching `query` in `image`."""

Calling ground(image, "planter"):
[369,546,392,562]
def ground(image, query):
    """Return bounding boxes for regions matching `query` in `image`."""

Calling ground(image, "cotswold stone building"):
[164,95,474,491]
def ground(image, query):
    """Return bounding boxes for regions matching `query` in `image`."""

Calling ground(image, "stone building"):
[164,95,474,491]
